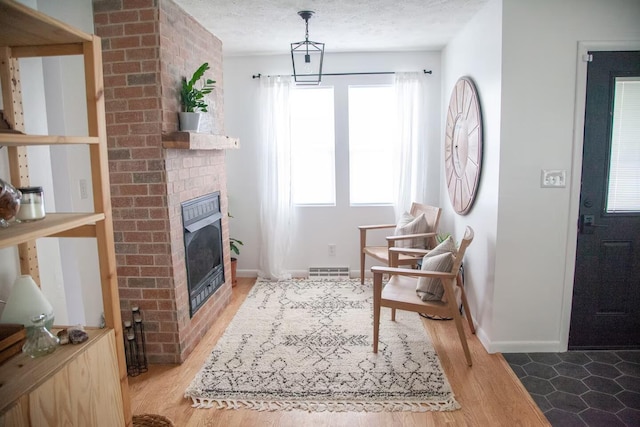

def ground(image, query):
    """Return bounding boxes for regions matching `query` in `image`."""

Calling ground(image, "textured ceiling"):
[173,0,489,56]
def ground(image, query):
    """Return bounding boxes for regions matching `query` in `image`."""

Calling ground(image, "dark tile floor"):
[504,350,640,426]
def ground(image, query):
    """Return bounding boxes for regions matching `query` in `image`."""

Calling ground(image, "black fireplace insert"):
[181,192,225,317]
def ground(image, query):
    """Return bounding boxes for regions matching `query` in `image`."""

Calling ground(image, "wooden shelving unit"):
[0,1,129,425]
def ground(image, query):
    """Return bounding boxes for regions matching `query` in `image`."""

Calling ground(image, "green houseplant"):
[230,238,244,257]
[229,238,243,287]
[179,62,216,132]
[228,212,243,287]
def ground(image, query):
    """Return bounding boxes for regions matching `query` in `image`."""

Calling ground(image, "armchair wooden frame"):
[359,203,441,284]
[372,226,475,366]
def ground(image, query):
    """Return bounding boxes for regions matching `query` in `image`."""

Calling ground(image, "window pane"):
[607,77,640,213]
[290,87,336,205]
[348,86,396,205]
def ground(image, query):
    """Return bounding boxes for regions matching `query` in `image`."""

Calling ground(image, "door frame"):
[560,41,640,351]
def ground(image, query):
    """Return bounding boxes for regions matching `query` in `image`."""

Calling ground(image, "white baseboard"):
[483,338,563,353]
[236,269,258,278]
[236,269,313,279]
[239,269,371,280]
[476,326,564,353]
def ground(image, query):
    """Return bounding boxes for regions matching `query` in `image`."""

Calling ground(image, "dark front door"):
[569,51,640,349]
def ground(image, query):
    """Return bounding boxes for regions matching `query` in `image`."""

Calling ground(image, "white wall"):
[492,0,640,352]
[448,0,640,353]
[441,0,503,350]
[0,0,102,326]
[224,51,441,277]
[0,0,67,322]
[38,0,103,327]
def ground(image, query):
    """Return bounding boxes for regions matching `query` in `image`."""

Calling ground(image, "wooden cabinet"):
[0,330,124,426]
[0,1,129,425]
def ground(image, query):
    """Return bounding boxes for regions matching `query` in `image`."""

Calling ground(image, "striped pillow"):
[416,236,457,301]
[394,212,429,248]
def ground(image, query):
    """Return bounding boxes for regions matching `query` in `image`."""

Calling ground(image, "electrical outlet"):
[541,169,566,188]
[79,179,89,199]
[328,244,336,256]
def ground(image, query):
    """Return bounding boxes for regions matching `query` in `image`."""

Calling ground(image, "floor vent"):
[308,267,350,278]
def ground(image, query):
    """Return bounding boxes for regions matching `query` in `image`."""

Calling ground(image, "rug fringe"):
[187,395,460,412]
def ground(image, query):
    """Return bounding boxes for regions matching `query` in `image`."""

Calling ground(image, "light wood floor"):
[129,278,550,426]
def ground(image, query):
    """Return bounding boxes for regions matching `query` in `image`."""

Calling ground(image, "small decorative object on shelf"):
[179,62,216,132]
[0,274,55,332]
[57,329,69,345]
[123,306,148,376]
[22,313,59,358]
[0,324,27,365]
[0,178,21,228]
[0,110,22,134]
[15,186,45,222]
[68,325,89,344]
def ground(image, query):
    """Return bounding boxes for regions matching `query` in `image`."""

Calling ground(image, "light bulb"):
[303,54,313,74]
[303,62,313,75]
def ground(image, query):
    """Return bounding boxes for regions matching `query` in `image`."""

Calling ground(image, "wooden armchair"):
[358,202,441,284]
[372,226,475,366]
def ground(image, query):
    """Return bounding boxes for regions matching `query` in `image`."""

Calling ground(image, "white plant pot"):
[179,112,202,132]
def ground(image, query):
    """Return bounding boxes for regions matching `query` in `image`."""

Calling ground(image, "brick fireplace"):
[93,0,232,364]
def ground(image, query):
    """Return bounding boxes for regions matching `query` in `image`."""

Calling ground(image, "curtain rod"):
[251,69,432,79]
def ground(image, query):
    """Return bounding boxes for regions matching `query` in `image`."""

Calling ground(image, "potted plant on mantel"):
[179,62,216,132]
[229,237,244,287]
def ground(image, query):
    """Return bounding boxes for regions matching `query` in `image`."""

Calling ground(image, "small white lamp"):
[0,275,55,331]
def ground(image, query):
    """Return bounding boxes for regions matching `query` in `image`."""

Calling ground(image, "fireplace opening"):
[181,192,225,317]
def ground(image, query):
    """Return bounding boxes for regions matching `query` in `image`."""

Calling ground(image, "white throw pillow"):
[394,212,429,248]
[416,236,457,301]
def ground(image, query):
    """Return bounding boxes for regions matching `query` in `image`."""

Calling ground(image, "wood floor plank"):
[129,278,550,426]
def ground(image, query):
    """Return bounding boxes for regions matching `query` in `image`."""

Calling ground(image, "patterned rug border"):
[185,278,460,412]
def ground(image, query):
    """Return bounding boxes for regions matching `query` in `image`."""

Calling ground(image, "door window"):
[607,76,640,213]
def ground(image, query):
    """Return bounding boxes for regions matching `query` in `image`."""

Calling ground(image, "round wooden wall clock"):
[445,77,483,215]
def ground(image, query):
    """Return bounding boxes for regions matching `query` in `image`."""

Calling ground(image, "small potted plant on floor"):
[230,238,244,287]
[179,62,216,132]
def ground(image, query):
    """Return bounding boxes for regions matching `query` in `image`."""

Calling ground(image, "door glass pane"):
[607,77,640,213]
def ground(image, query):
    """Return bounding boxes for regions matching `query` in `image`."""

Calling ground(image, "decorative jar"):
[22,313,59,358]
[0,178,21,227]
[16,186,45,222]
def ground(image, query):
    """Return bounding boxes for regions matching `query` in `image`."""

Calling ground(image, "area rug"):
[184,278,460,412]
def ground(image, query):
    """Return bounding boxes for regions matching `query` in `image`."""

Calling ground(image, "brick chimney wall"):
[93,0,231,364]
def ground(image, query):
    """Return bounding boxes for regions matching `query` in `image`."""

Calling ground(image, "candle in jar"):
[16,202,45,220]
[16,186,46,221]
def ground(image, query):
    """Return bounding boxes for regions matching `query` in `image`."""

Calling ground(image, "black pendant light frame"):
[290,10,325,85]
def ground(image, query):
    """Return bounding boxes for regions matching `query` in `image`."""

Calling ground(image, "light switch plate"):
[79,179,89,199]
[541,169,566,188]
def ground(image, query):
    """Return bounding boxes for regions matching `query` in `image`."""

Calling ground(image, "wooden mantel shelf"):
[162,131,239,150]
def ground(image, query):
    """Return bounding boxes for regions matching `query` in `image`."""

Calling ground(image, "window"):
[607,77,640,213]
[348,85,397,205]
[290,87,336,205]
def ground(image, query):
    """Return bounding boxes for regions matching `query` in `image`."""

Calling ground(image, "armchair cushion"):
[394,212,429,248]
[416,236,457,301]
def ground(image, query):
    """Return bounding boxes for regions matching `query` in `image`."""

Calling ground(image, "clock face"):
[445,77,482,215]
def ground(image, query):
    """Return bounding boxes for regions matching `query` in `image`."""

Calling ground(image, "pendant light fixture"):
[290,10,324,85]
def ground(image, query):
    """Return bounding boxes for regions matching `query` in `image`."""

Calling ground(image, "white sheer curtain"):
[257,76,294,280]
[393,72,429,220]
